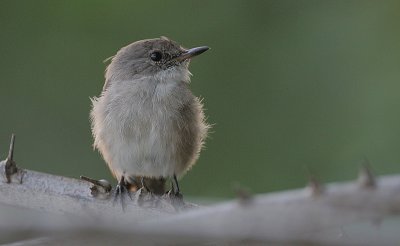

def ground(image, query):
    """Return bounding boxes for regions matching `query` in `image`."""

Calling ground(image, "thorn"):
[8,134,15,161]
[358,159,376,189]
[233,183,253,205]
[80,175,112,198]
[304,167,324,197]
[307,174,324,196]
[4,134,18,183]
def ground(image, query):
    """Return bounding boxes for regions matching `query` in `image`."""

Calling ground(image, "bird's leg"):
[169,174,183,199]
[113,176,132,210]
[172,174,180,194]
[166,174,184,210]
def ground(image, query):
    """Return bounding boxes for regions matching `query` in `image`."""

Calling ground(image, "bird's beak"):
[176,46,209,62]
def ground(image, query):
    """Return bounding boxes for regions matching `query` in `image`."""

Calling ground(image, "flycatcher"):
[90,37,209,198]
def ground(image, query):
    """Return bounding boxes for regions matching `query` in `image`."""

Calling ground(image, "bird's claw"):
[113,177,133,210]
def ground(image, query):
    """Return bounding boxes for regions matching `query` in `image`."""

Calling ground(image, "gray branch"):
[1,159,400,245]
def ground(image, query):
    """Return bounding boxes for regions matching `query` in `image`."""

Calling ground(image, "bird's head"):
[104,37,209,88]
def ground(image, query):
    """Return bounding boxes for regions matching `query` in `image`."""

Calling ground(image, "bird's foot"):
[113,177,133,210]
[166,174,184,209]
[166,189,184,210]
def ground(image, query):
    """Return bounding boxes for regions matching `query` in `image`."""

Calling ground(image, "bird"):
[90,36,209,199]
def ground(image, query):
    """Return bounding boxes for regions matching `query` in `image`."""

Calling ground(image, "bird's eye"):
[150,51,162,62]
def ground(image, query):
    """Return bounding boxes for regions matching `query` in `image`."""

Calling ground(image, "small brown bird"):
[90,37,209,198]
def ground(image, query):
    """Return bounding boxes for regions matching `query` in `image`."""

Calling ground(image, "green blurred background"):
[0,1,399,198]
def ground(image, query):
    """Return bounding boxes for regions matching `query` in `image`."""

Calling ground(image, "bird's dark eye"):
[150,51,162,62]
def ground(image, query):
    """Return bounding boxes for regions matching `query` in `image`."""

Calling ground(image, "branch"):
[1,135,400,245]
[0,162,195,218]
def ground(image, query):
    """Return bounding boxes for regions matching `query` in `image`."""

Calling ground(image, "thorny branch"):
[1,134,400,246]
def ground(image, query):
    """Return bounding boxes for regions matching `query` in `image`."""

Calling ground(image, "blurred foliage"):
[0,1,399,198]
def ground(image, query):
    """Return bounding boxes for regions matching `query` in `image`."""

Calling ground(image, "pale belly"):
[102,116,180,180]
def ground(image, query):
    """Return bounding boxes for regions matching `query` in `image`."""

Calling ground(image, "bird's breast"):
[104,79,192,137]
